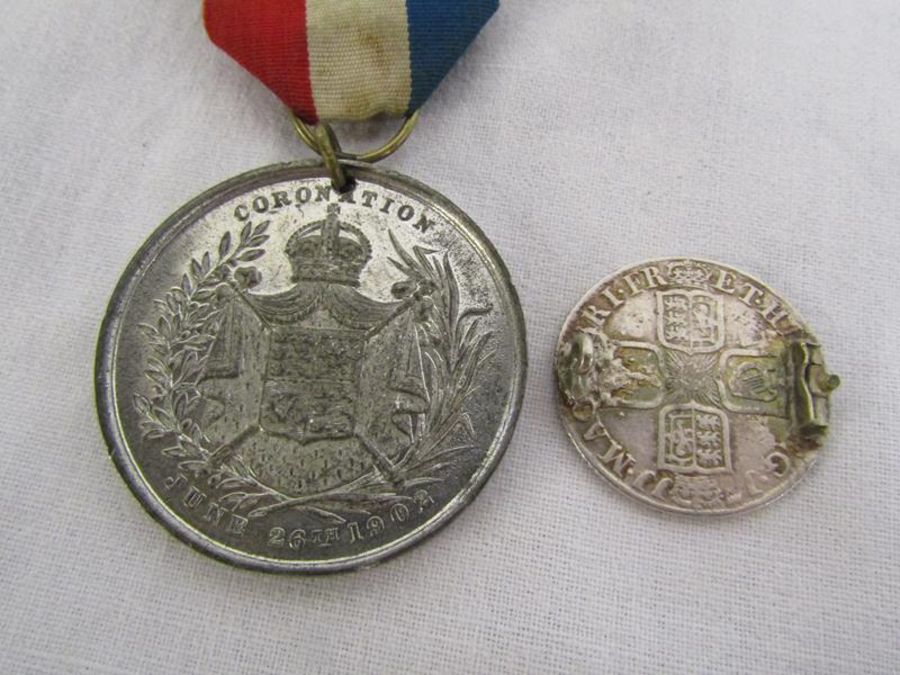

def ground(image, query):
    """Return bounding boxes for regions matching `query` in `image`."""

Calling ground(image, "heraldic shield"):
[657,289,724,355]
[197,206,427,496]
[658,402,732,475]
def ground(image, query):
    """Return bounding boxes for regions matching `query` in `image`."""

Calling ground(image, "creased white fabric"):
[1,1,898,673]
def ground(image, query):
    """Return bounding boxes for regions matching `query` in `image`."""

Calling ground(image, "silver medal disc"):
[555,258,838,515]
[97,162,526,572]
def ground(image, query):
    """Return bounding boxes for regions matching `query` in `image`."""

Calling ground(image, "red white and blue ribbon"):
[204,0,499,123]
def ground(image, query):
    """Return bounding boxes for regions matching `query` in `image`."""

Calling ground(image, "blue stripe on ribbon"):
[406,0,499,112]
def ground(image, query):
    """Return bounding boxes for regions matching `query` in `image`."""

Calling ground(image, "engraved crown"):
[285,205,372,286]
[667,259,711,287]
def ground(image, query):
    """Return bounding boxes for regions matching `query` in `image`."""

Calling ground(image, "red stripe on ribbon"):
[204,0,317,123]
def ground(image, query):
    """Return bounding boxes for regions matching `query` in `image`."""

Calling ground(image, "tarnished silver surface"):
[556,258,838,515]
[96,161,526,572]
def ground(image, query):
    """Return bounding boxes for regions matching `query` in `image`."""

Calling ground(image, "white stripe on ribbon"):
[307,0,413,120]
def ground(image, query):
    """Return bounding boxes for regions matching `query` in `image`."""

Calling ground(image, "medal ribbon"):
[204,0,499,124]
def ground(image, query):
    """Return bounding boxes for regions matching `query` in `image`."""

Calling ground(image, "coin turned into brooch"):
[555,258,839,515]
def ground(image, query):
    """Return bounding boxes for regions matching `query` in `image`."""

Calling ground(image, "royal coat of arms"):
[657,290,724,355]
[135,205,493,522]
[657,403,731,474]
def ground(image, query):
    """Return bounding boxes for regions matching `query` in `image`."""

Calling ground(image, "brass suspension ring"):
[291,111,420,165]
[311,124,348,191]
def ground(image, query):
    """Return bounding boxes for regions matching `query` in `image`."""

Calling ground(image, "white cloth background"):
[1,1,898,673]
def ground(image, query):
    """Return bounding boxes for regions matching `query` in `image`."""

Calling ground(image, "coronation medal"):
[96,1,525,572]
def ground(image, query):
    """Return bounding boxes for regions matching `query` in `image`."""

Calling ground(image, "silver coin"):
[555,258,839,515]
[97,161,526,571]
